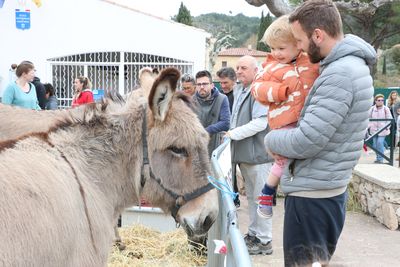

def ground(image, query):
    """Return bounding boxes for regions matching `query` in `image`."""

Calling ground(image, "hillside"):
[193,13,260,48]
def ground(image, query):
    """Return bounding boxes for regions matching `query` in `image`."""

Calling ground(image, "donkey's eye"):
[168,146,188,157]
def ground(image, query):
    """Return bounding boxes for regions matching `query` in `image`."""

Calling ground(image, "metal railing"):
[207,139,252,267]
[48,51,194,108]
[364,118,399,167]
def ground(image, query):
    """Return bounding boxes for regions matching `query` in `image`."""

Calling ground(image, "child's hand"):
[271,152,286,161]
[266,147,286,160]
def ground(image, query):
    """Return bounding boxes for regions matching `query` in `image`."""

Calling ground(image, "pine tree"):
[172,2,193,26]
[256,12,273,52]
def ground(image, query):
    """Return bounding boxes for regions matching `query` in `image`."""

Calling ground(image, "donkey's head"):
[142,67,218,240]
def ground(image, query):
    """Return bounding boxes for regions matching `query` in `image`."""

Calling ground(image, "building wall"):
[0,0,209,96]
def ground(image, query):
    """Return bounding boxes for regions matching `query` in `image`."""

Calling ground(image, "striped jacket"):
[251,52,319,129]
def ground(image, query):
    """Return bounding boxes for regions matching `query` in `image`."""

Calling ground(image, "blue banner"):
[15,9,31,30]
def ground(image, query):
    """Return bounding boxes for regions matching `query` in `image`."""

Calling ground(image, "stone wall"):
[352,164,400,230]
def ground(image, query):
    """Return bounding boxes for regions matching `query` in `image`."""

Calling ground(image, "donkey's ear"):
[148,68,180,122]
[139,67,156,98]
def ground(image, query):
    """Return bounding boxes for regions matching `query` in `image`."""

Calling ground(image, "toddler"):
[250,15,319,218]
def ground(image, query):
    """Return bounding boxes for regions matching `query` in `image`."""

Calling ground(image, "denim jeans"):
[372,135,385,161]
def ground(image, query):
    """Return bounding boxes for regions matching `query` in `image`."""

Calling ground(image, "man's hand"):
[223,131,231,139]
[266,146,286,161]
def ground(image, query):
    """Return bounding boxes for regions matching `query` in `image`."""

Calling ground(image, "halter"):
[140,105,215,222]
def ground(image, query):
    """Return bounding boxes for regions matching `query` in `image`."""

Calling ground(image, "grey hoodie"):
[265,34,377,196]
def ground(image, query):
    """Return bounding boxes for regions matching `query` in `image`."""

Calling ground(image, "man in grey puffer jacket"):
[264,0,376,266]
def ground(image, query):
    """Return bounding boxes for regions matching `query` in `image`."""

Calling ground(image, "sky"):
[117,0,269,19]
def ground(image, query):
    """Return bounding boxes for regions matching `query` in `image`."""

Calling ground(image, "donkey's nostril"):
[203,215,214,231]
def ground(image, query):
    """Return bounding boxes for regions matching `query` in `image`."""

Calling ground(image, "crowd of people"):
[184,0,377,266]
[1,0,395,265]
[2,61,94,111]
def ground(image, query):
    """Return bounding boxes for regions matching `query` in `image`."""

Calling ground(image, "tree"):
[172,2,193,26]
[207,27,237,70]
[257,11,274,52]
[245,0,400,51]
[193,13,260,48]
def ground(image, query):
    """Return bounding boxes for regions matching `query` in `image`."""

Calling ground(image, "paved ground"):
[236,151,400,267]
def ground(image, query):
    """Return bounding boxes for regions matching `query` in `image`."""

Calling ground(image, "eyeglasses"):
[196,82,210,87]
[375,99,384,102]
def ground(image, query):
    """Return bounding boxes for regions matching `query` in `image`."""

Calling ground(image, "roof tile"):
[218,48,268,57]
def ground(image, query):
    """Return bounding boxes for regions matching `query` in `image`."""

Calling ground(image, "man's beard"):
[308,38,324,63]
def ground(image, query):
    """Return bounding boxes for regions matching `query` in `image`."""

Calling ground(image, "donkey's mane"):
[52,91,128,130]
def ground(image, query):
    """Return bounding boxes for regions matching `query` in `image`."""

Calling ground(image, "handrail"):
[364,118,399,167]
[207,139,252,267]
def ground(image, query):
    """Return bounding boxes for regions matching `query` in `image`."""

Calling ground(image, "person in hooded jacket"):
[263,0,377,266]
[44,83,58,110]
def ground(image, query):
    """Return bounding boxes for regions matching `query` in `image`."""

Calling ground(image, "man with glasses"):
[180,73,196,96]
[193,70,230,157]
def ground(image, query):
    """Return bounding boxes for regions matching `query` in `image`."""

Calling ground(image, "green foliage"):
[172,2,193,26]
[347,182,362,212]
[193,13,260,47]
[385,45,400,73]
[256,12,274,52]
[342,2,400,50]
[374,47,400,87]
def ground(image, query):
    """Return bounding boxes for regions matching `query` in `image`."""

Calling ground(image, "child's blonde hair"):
[262,15,296,47]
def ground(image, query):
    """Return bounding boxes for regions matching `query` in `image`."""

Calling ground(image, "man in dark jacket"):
[193,70,230,157]
[264,1,377,266]
[32,76,47,109]
[216,67,236,112]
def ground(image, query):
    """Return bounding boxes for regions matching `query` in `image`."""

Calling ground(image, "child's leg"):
[258,158,287,218]
[264,158,287,193]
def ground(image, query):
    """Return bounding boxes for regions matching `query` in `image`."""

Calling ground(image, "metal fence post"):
[207,139,252,267]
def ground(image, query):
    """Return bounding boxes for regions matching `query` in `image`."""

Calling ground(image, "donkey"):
[0,68,218,266]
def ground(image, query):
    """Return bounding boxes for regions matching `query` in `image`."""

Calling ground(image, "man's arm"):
[206,96,231,134]
[265,74,353,159]
[229,100,268,140]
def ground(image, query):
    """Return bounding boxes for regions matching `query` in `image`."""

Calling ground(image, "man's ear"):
[313,29,324,44]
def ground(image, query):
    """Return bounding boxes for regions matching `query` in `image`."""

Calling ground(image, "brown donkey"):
[0,68,218,266]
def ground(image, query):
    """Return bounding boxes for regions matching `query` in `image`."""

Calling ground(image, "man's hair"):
[262,15,296,47]
[44,83,55,96]
[374,94,384,101]
[216,67,236,81]
[195,70,212,82]
[181,73,195,84]
[289,0,343,38]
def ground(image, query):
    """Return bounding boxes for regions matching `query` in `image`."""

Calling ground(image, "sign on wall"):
[15,9,31,30]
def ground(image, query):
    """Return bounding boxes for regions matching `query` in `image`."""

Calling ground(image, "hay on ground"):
[108,224,207,267]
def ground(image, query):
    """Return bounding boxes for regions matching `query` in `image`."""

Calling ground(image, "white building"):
[0,0,210,107]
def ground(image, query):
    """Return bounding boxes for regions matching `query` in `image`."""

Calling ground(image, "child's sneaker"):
[257,194,273,218]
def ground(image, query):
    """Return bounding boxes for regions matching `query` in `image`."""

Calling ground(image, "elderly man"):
[226,55,273,255]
